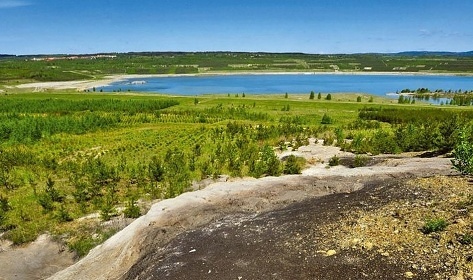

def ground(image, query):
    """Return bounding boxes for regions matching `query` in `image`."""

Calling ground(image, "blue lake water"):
[101,73,473,103]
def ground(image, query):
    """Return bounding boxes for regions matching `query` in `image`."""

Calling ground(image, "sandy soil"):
[0,234,75,280]
[44,140,456,280]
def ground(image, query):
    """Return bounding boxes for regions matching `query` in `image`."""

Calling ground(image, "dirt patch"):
[0,234,75,280]
[123,175,471,280]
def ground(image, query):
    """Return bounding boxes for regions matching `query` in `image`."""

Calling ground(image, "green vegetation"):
[1,52,473,259]
[0,83,472,257]
[328,155,340,166]
[283,155,306,174]
[452,126,473,175]
[421,218,448,234]
[353,154,369,167]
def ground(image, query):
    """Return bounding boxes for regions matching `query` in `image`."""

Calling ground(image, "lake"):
[101,73,473,102]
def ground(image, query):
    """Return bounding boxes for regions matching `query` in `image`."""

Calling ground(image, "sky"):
[1,0,472,55]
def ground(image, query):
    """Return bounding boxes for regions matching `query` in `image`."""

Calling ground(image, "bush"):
[321,113,332,124]
[421,218,448,234]
[56,204,73,222]
[123,198,141,218]
[322,133,335,146]
[328,155,340,166]
[369,129,400,155]
[283,155,305,174]
[353,154,369,167]
[452,127,473,175]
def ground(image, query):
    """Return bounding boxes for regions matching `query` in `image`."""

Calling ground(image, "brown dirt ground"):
[122,174,473,280]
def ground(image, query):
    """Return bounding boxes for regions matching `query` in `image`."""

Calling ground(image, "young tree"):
[326,94,332,100]
[148,156,165,198]
[357,96,362,102]
[309,91,315,100]
[452,128,473,175]
[283,155,304,174]
[317,92,322,100]
[285,92,288,99]
[321,113,333,124]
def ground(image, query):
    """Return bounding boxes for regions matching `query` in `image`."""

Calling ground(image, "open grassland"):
[0,89,472,257]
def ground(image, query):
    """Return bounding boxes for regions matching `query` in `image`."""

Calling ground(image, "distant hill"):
[0,54,16,58]
[394,51,473,57]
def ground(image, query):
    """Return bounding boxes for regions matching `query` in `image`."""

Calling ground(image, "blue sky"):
[1,0,472,55]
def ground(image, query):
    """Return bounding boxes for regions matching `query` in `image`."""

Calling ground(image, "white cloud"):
[0,0,31,8]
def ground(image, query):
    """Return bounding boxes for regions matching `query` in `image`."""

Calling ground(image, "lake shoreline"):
[15,70,473,91]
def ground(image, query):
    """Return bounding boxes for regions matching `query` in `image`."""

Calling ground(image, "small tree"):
[148,156,165,198]
[357,96,362,102]
[321,113,333,124]
[283,155,305,174]
[123,197,141,218]
[285,92,288,98]
[309,91,315,100]
[326,93,332,100]
[317,92,322,100]
[452,128,473,175]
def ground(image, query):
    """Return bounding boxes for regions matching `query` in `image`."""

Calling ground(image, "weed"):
[353,154,369,167]
[421,218,448,234]
[459,233,473,245]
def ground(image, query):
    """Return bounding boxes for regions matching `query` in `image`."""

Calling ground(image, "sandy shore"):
[14,71,472,92]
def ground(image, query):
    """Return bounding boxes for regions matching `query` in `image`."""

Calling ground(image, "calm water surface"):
[102,73,473,102]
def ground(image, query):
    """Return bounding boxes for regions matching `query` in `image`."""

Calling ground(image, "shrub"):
[369,129,400,155]
[123,198,141,218]
[421,218,448,234]
[353,154,369,167]
[322,133,335,146]
[283,155,306,174]
[321,113,332,124]
[56,204,73,222]
[328,155,340,166]
[451,127,473,175]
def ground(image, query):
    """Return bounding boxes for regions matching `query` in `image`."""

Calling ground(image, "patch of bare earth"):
[319,175,473,279]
